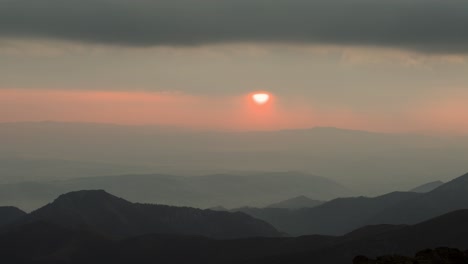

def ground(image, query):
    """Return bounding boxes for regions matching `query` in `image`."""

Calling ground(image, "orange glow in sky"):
[1,88,468,134]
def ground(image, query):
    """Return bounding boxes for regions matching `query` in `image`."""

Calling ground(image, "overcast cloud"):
[0,0,468,53]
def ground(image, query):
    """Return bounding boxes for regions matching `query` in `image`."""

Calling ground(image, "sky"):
[2,0,468,133]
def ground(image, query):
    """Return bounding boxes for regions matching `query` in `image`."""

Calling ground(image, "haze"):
[1,0,468,207]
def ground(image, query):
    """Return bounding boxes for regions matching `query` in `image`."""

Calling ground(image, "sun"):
[252,93,271,105]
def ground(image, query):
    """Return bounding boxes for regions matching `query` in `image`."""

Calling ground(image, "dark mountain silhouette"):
[256,209,468,264]
[235,172,468,236]
[341,224,407,241]
[370,172,468,225]
[410,180,444,193]
[20,190,281,239]
[0,171,352,211]
[354,248,468,264]
[0,206,26,227]
[0,220,334,264]
[235,191,421,235]
[266,195,324,209]
[3,208,468,264]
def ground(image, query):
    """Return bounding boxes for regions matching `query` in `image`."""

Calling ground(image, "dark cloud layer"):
[1,0,468,53]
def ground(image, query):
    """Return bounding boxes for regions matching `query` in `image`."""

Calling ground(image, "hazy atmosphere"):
[1,1,468,263]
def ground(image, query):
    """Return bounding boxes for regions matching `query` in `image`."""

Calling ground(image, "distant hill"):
[0,172,352,211]
[410,180,444,193]
[266,195,324,209]
[0,206,25,227]
[3,207,468,263]
[20,190,280,239]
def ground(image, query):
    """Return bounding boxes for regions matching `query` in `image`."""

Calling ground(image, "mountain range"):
[369,172,468,225]
[235,191,420,235]
[2,197,468,264]
[234,172,468,236]
[0,172,351,211]
[7,190,280,239]
[2,122,468,195]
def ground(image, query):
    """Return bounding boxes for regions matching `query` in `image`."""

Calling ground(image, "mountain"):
[3,208,468,264]
[354,248,468,264]
[235,172,468,236]
[266,195,324,209]
[410,180,444,193]
[257,209,468,264]
[20,190,280,239]
[236,191,421,235]
[0,172,352,211]
[0,206,26,227]
[370,172,468,225]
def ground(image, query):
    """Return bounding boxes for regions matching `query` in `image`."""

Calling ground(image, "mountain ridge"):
[410,180,444,193]
[266,195,324,209]
[20,190,281,239]
[369,172,468,225]
[0,206,26,227]
[236,172,468,236]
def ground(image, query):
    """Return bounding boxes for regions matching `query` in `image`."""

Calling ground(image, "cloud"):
[1,0,468,53]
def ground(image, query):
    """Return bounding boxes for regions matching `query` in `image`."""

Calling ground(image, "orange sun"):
[252,93,271,105]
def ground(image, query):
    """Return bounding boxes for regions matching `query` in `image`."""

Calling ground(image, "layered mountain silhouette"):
[249,209,468,264]
[8,172,466,239]
[16,190,280,239]
[0,206,25,227]
[369,172,468,225]
[236,172,468,236]
[266,195,324,209]
[0,172,352,211]
[2,206,468,263]
[235,191,421,235]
